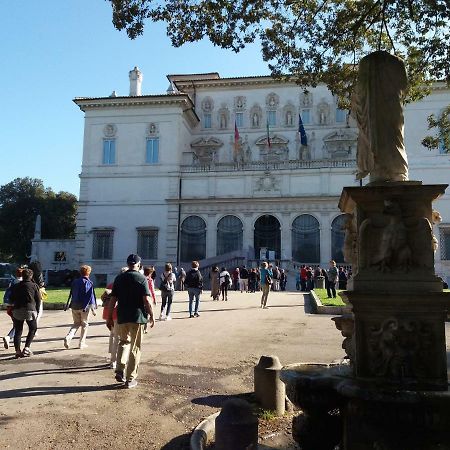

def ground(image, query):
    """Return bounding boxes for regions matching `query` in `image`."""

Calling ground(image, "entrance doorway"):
[254,215,281,260]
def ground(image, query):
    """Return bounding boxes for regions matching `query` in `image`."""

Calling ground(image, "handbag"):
[265,273,273,285]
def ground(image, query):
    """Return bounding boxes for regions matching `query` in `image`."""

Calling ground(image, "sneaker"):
[115,371,125,383]
[63,337,70,349]
[166,315,172,321]
[125,379,138,389]
[263,306,269,309]
[194,312,199,318]
[3,336,9,349]
[110,361,117,369]
[159,313,165,321]
[22,347,33,357]
[79,343,88,349]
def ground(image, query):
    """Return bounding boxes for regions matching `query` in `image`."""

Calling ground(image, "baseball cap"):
[126,254,141,265]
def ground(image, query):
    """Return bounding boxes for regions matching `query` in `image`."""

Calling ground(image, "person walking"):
[159,263,176,320]
[260,262,273,309]
[219,267,231,301]
[338,267,348,290]
[9,268,41,358]
[63,265,97,349]
[232,268,240,291]
[178,267,186,291]
[210,266,220,301]
[327,260,339,299]
[2,267,23,349]
[107,254,154,389]
[280,269,287,291]
[185,261,203,318]
[239,265,249,293]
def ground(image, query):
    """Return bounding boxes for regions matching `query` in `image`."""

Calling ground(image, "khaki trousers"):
[116,322,144,382]
[261,284,270,307]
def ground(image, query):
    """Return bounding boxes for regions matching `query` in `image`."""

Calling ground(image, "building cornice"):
[73,94,199,126]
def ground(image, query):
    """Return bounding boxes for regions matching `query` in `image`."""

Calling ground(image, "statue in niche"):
[286,110,293,126]
[352,51,409,182]
[219,113,227,129]
[252,112,260,127]
[432,210,442,252]
[317,102,330,125]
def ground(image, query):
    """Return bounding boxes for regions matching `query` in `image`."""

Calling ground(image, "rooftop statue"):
[352,51,409,182]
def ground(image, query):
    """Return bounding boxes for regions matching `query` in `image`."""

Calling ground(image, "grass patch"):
[257,409,278,420]
[0,287,72,305]
[313,288,345,306]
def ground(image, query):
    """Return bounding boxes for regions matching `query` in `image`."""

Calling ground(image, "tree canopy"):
[108,0,450,150]
[109,1,449,101]
[0,178,77,262]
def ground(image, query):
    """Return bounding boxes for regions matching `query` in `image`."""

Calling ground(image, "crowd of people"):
[2,254,351,389]
[295,262,351,298]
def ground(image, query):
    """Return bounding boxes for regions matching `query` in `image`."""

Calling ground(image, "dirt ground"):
[1,290,449,449]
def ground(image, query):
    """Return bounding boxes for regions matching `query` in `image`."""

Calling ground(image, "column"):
[320,212,332,266]
[206,213,217,259]
[281,212,291,261]
[243,213,254,259]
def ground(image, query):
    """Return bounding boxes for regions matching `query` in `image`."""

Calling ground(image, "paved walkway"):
[0,290,448,449]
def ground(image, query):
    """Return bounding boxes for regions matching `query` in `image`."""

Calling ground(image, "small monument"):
[281,51,450,449]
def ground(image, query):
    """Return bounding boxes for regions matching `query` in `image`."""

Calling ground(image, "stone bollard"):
[254,355,286,416]
[215,398,258,450]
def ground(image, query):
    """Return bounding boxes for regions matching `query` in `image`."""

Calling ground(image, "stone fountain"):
[281,51,450,450]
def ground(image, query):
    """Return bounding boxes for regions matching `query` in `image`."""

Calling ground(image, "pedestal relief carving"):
[254,171,280,193]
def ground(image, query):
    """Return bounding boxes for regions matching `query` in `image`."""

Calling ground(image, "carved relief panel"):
[234,96,246,111]
[323,129,357,159]
[300,91,313,108]
[255,135,289,162]
[266,93,279,108]
[190,137,223,165]
[103,124,117,137]
[201,97,214,112]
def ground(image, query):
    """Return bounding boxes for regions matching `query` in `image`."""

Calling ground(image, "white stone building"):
[33,68,450,285]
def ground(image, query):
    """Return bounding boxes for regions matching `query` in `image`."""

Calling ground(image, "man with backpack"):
[185,260,203,317]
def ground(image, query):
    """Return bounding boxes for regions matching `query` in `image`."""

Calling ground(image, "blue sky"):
[1,1,269,197]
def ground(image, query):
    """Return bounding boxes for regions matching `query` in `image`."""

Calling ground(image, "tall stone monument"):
[281,51,450,450]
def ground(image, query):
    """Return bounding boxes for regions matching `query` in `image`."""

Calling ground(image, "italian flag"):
[266,119,271,148]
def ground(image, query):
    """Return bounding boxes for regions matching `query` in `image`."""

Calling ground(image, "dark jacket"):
[10,280,41,313]
[185,269,203,289]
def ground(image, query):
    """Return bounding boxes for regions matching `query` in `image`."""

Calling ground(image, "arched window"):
[292,215,320,263]
[331,214,347,263]
[217,215,243,256]
[181,216,206,262]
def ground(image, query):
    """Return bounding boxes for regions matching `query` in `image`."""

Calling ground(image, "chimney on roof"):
[129,66,143,96]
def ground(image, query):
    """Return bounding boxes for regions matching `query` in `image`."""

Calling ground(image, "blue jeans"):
[188,288,201,315]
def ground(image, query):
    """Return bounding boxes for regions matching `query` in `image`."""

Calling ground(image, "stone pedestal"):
[339,182,450,391]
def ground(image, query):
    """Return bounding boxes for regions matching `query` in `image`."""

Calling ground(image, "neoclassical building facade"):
[54,68,449,284]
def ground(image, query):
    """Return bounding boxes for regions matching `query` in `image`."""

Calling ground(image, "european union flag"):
[298,114,307,146]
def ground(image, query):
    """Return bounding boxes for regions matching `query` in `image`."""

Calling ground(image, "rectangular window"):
[301,109,311,125]
[203,113,212,129]
[137,229,158,259]
[146,138,159,164]
[235,112,244,128]
[440,227,450,260]
[336,108,347,123]
[268,110,276,126]
[92,230,113,260]
[103,139,116,164]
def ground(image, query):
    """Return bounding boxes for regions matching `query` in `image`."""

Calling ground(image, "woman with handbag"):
[159,263,176,321]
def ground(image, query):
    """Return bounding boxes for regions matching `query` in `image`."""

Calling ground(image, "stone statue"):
[286,110,293,126]
[252,112,259,127]
[352,51,409,182]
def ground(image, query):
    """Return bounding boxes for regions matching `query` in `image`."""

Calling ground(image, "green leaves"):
[107,0,450,101]
[0,178,77,262]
